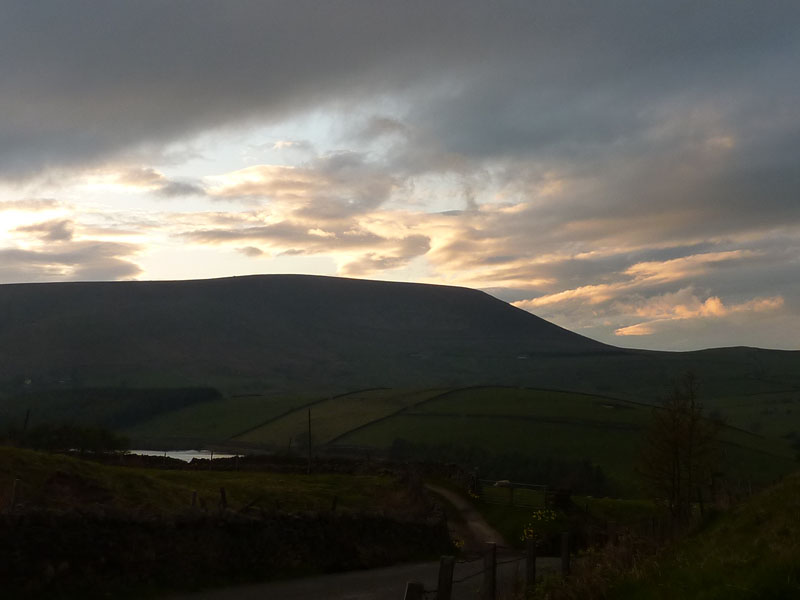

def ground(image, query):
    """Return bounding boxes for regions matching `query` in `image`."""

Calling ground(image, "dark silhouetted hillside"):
[2,275,798,403]
[0,275,611,393]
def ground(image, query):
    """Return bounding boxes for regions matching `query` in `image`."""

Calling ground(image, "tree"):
[639,372,720,519]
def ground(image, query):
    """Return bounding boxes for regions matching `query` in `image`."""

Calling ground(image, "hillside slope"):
[0,275,611,393]
[612,472,800,599]
[1,275,799,402]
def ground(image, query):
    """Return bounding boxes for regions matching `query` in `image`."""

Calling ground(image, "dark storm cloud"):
[3,1,798,179]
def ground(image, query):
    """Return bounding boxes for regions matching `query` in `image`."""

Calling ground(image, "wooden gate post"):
[437,555,455,600]
[404,581,424,600]
[482,542,496,600]
[525,538,536,589]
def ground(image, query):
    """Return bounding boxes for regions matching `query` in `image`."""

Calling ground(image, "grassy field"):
[703,390,800,438]
[608,472,800,599]
[4,384,797,498]
[232,388,447,448]
[0,446,405,515]
[334,387,796,491]
[123,394,317,447]
[115,385,797,496]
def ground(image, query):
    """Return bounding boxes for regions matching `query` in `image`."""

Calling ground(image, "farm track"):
[424,483,507,549]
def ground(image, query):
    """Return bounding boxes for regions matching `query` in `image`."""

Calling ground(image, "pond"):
[129,449,238,462]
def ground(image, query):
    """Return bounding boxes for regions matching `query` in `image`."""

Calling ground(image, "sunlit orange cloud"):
[516,250,763,309]
[614,322,655,336]
[614,293,784,337]
[630,292,783,320]
[624,250,760,285]
[514,284,616,309]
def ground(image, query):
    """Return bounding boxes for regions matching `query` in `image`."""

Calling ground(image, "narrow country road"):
[423,483,508,549]
[165,486,559,600]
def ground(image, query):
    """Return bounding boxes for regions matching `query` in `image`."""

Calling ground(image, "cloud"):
[208,152,397,218]
[236,246,264,257]
[0,241,141,283]
[182,209,431,275]
[613,289,785,337]
[2,2,796,180]
[15,219,74,242]
[0,198,59,212]
[113,167,205,197]
[272,140,314,152]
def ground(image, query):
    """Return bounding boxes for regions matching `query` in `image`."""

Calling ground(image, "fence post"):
[219,487,228,512]
[404,581,424,600]
[560,532,571,576]
[482,542,496,600]
[525,538,536,589]
[437,555,455,600]
[7,478,20,512]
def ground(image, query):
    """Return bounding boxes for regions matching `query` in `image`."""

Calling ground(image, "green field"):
[332,387,795,491]
[3,384,797,497]
[703,390,800,438]
[233,388,447,448]
[123,394,317,447]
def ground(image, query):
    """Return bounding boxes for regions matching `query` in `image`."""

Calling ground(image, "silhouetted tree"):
[639,372,720,519]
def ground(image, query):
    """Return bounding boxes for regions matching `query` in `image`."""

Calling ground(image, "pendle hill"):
[1,274,797,397]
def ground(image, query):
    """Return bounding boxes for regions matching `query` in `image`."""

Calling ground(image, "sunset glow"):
[2,2,799,350]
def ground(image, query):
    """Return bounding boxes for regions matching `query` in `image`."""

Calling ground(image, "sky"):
[1,1,799,351]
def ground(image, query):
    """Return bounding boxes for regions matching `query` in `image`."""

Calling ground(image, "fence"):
[403,535,572,600]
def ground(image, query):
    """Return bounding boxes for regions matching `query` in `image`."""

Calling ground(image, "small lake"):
[130,450,238,462]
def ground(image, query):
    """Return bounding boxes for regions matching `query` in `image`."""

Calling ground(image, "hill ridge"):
[0,274,610,393]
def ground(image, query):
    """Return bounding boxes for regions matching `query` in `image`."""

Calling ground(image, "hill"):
[1,274,798,402]
[0,274,611,395]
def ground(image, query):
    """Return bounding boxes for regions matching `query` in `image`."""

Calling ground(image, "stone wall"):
[0,509,452,598]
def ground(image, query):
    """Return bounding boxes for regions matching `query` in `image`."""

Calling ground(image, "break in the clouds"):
[1,1,799,350]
